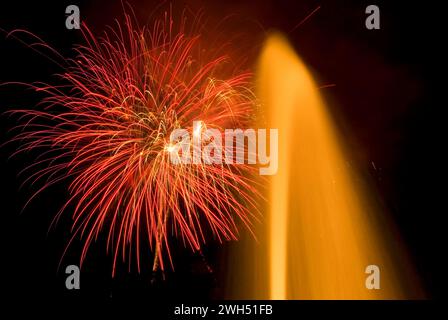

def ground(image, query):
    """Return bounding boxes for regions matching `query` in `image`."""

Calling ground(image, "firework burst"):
[5,12,260,275]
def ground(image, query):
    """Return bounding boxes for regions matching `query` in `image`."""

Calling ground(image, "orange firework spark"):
[6,12,259,275]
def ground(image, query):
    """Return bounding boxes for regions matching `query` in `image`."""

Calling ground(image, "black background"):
[0,0,445,315]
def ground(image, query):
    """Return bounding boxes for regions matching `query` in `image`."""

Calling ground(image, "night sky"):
[0,0,444,311]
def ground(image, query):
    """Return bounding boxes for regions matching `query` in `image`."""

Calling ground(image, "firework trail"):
[4,11,260,275]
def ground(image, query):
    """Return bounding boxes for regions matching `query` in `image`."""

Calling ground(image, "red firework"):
[6,12,259,275]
